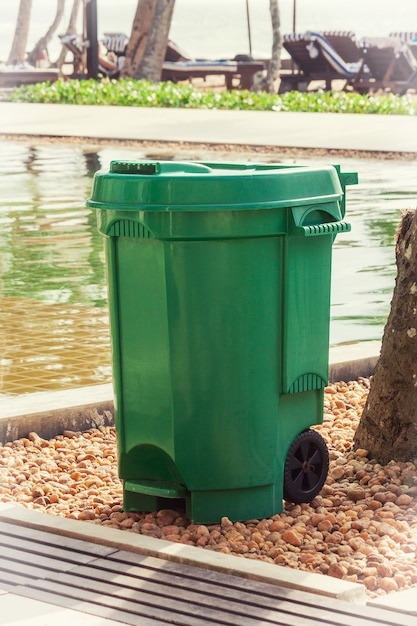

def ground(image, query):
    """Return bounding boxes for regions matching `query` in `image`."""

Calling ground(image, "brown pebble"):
[33,496,50,506]
[376,563,392,577]
[282,530,303,547]
[156,509,178,526]
[317,519,333,533]
[348,564,364,577]
[348,487,366,502]
[394,573,407,589]
[266,532,281,544]
[379,577,398,593]
[119,517,135,529]
[337,544,353,557]
[328,563,346,579]
[161,525,180,536]
[78,510,96,521]
[368,500,383,511]
[376,522,397,537]
[363,576,378,591]
[269,520,287,532]
[63,430,78,438]
[396,494,412,507]
[140,522,162,538]
[363,567,378,577]
[331,466,345,480]
[355,449,369,458]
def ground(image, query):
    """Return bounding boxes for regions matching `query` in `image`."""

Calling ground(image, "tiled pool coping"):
[1,501,416,618]
[0,383,114,443]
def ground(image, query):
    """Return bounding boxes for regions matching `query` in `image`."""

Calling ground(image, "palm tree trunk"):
[27,0,66,67]
[121,0,157,78]
[252,0,282,92]
[55,0,82,70]
[135,0,176,81]
[7,0,33,66]
[265,0,282,91]
[353,209,417,463]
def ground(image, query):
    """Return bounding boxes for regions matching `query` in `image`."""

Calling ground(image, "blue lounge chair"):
[59,34,122,78]
[161,59,265,90]
[280,31,367,92]
[320,31,362,63]
[101,34,265,90]
[389,32,417,61]
[361,36,417,94]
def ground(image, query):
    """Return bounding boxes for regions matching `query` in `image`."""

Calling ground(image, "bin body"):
[88,161,357,523]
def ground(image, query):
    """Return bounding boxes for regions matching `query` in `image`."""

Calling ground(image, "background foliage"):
[9,77,417,115]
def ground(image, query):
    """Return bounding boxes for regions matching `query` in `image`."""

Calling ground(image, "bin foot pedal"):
[123,480,187,513]
[124,479,187,499]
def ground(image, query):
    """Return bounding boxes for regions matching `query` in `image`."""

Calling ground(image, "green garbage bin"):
[88,160,357,523]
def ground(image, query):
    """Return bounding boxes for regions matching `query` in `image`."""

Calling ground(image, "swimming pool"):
[1,140,416,396]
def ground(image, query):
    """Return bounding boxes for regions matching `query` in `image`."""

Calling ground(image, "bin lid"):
[87,161,357,212]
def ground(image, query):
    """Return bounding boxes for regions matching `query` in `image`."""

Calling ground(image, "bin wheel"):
[283,429,329,503]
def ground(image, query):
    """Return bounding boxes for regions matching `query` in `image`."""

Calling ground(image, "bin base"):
[123,482,283,524]
[187,485,282,523]
[123,489,185,515]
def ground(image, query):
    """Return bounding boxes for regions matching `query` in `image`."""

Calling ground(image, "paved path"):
[1,102,417,152]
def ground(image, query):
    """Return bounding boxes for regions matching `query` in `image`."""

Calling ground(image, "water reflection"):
[0,143,107,306]
[0,141,416,396]
[0,296,111,394]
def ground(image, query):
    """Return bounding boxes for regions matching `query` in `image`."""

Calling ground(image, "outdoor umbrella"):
[246,0,253,55]
[85,0,98,79]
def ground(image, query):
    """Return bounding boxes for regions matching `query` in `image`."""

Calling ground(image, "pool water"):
[0,140,416,397]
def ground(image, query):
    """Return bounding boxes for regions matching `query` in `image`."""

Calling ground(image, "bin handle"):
[300,220,351,237]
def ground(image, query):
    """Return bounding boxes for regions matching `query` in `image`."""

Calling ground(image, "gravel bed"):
[1,378,417,599]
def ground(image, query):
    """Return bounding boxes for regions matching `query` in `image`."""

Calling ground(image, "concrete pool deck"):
[1,101,417,154]
[1,502,416,625]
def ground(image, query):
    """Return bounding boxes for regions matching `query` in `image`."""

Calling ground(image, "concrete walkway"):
[1,502,417,625]
[1,101,417,153]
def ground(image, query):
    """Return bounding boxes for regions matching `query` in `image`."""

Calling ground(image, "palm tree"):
[354,209,417,463]
[7,0,33,65]
[122,0,176,81]
[27,0,66,67]
[255,0,282,93]
[55,0,82,71]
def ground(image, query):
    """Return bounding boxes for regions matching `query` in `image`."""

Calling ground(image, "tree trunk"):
[137,0,175,81]
[253,0,281,92]
[353,209,417,463]
[123,0,176,81]
[54,0,82,70]
[121,0,157,78]
[7,0,33,65]
[27,0,66,67]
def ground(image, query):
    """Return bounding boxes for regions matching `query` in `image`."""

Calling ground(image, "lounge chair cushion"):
[305,32,364,78]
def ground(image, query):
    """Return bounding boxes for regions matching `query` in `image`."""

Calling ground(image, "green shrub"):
[9,77,417,115]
